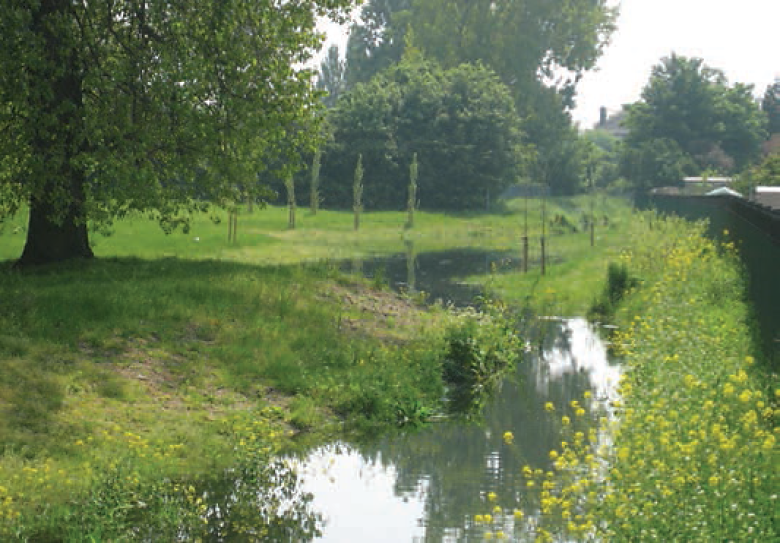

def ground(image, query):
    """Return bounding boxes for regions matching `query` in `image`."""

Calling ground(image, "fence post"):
[522,235,528,273]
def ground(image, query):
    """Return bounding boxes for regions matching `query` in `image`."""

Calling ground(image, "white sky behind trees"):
[316,0,780,129]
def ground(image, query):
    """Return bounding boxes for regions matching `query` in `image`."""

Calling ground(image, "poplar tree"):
[310,149,322,215]
[406,152,418,229]
[353,154,364,231]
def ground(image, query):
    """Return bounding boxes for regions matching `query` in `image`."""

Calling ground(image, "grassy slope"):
[0,195,639,536]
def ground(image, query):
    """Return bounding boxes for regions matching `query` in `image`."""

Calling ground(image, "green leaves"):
[621,54,768,187]
[324,56,526,210]
[0,0,357,262]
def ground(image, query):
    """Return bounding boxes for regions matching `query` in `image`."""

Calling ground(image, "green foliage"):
[344,0,617,196]
[324,56,526,210]
[347,0,616,91]
[619,136,697,190]
[487,215,777,541]
[583,129,622,188]
[588,261,639,321]
[1,410,321,541]
[621,54,768,188]
[0,0,355,264]
[762,79,780,135]
[345,0,413,87]
[442,300,521,414]
[751,153,780,186]
[317,44,347,108]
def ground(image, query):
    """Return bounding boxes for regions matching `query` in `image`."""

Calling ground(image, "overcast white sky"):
[318,0,780,129]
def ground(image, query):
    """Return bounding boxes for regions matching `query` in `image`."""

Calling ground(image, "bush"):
[442,301,521,413]
[588,261,638,321]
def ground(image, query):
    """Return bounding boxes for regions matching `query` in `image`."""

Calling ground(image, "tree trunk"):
[17,0,94,267]
[18,182,94,267]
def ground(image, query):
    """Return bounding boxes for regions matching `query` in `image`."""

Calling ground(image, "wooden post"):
[227,212,232,242]
[540,236,546,276]
[590,216,595,247]
[522,235,528,273]
[228,209,238,243]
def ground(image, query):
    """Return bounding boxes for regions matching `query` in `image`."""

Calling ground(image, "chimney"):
[599,106,607,128]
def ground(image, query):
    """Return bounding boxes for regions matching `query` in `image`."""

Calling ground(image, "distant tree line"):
[617,54,770,190]
[307,0,618,209]
[312,2,779,209]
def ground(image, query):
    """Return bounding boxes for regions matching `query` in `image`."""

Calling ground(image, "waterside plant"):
[481,214,777,541]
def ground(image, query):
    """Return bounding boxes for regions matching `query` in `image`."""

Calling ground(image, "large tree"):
[346,0,615,93]
[322,54,526,210]
[0,0,353,266]
[621,54,767,188]
[344,0,616,191]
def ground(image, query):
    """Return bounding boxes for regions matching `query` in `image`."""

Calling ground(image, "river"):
[284,251,621,542]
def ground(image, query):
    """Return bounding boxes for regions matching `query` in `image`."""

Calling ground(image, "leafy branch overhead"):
[0,0,355,265]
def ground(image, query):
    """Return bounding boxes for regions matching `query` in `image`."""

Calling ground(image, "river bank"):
[1,200,775,539]
[1,198,624,539]
[500,214,778,542]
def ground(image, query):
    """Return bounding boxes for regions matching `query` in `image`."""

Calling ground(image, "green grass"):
[0,256,457,537]
[0,194,643,538]
[480,214,778,542]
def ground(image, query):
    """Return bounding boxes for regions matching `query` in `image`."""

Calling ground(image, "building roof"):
[754,187,780,210]
[684,177,734,184]
[706,187,743,197]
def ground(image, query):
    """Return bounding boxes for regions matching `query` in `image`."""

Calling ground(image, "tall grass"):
[480,214,778,541]
[0,194,641,537]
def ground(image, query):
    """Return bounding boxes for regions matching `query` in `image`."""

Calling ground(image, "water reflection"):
[341,244,521,307]
[291,319,620,542]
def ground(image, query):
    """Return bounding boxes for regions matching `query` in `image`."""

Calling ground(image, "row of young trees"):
[2,0,617,265]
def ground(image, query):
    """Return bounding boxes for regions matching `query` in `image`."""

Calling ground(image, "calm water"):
[290,318,620,542]
[340,243,521,308]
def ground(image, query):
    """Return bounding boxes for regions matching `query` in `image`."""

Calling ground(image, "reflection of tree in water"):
[341,246,521,307]
[200,458,321,541]
[350,320,613,539]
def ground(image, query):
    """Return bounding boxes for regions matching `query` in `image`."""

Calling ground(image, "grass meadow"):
[1,196,775,539]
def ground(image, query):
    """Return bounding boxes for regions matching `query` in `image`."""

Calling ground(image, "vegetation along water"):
[1,197,777,540]
[1,0,779,540]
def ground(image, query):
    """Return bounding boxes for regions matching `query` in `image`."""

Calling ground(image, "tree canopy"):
[346,0,615,92]
[620,54,767,188]
[342,0,616,194]
[0,0,354,265]
[321,55,526,210]
[763,79,780,135]
[317,44,347,108]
